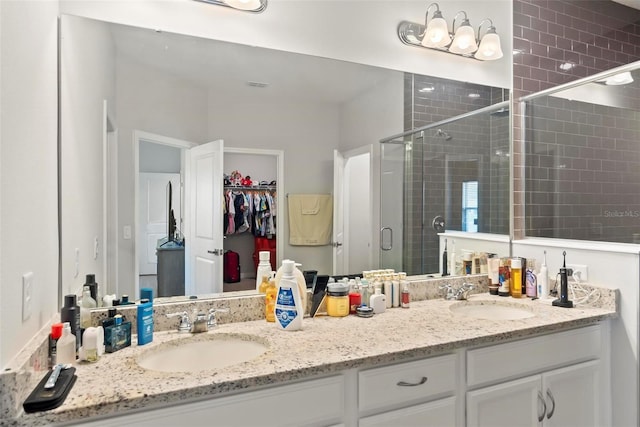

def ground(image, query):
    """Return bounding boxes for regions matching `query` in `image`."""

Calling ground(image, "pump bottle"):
[274,260,303,331]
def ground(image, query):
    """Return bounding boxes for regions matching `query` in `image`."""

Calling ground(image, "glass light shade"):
[599,71,634,85]
[449,24,478,54]
[422,17,451,48]
[223,0,262,11]
[474,33,503,60]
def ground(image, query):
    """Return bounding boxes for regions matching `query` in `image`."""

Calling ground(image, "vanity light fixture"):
[598,71,634,85]
[194,0,267,13]
[397,3,503,61]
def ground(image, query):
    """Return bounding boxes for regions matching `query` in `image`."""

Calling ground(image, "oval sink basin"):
[137,334,268,373]
[449,301,535,320]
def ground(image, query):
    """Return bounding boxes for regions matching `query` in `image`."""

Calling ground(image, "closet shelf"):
[224,185,277,191]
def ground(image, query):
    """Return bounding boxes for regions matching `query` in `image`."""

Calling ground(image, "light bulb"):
[449,24,477,55]
[474,32,503,60]
[422,16,451,48]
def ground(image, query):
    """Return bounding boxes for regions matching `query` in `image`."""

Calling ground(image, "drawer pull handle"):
[397,377,428,387]
[546,389,556,419]
[537,391,547,422]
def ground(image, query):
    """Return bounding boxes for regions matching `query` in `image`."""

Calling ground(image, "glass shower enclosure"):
[380,101,511,275]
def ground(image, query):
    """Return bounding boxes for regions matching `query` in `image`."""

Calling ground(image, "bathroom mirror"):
[60,14,510,305]
[521,61,640,244]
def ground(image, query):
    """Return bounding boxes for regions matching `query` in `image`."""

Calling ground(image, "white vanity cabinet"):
[465,324,606,427]
[77,375,345,427]
[358,353,460,426]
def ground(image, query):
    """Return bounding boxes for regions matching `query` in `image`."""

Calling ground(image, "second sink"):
[450,300,535,320]
[137,333,268,373]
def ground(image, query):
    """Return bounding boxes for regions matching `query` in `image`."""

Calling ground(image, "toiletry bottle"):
[360,279,370,306]
[391,274,400,308]
[525,259,537,298]
[258,275,270,294]
[449,240,457,275]
[348,281,361,314]
[275,260,303,331]
[84,274,99,307]
[401,283,410,308]
[510,258,523,298]
[498,258,511,297]
[48,323,63,368]
[538,251,549,299]
[61,294,81,351]
[265,278,277,322]
[80,327,99,362]
[383,275,392,308]
[140,287,153,303]
[56,322,76,365]
[80,285,97,330]
[256,251,272,292]
[370,287,386,314]
[137,299,154,346]
[274,260,307,315]
[120,294,133,305]
[488,256,500,295]
[105,314,132,352]
[442,238,449,276]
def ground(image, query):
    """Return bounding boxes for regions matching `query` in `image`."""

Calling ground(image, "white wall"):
[511,238,639,427]
[209,95,339,274]
[115,58,209,296]
[59,0,512,90]
[60,15,116,298]
[0,0,59,368]
[339,72,404,273]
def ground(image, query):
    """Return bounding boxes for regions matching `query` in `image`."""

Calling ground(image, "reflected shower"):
[434,129,452,140]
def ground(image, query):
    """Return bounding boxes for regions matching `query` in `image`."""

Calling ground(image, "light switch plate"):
[22,272,33,321]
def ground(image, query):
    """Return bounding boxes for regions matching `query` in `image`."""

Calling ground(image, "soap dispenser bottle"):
[255,251,273,292]
[274,260,303,331]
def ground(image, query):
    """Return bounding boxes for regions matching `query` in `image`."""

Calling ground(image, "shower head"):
[435,129,452,140]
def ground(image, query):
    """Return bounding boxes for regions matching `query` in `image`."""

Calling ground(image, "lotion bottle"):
[370,287,386,314]
[275,260,303,331]
[56,322,76,365]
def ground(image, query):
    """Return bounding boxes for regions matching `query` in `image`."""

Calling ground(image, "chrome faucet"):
[166,308,229,333]
[440,282,474,300]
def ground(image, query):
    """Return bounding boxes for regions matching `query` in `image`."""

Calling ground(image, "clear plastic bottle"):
[80,286,97,329]
[56,322,76,365]
[255,251,272,292]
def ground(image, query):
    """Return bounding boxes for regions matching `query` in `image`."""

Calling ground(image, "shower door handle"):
[380,227,393,251]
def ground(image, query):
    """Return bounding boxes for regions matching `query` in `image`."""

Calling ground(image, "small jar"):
[326,283,349,317]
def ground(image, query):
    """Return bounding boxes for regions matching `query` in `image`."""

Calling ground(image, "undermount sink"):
[137,333,268,373]
[449,301,535,320]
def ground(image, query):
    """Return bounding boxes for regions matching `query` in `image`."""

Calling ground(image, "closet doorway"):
[223,148,284,292]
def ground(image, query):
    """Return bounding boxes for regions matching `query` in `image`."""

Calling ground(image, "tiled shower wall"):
[513,0,640,239]
[403,75,509,274]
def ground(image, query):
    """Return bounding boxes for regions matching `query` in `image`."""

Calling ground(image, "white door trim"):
[133,130,197,299]
[224,147,285,269]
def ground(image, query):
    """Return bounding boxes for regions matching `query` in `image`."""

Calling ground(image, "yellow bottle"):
[258,275,270,294]
[510,258,523,298]
[265,278,277,322]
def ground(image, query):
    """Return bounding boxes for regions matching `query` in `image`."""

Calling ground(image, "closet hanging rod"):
[224,185,277,191]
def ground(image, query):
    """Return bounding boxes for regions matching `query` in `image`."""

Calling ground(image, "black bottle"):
[84,274,98,305]
[61,294,81,351]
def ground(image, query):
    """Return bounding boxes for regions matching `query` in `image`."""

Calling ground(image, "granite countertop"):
[16,292,616,426]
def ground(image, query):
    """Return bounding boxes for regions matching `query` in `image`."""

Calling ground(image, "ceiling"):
[110,22,402,106]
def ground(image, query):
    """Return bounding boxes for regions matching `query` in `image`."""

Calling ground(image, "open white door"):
[333,150,345,275]
[185,140,224,295]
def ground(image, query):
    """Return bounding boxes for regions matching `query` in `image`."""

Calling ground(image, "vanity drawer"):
[467,324,602,388]
[359,353,457,414]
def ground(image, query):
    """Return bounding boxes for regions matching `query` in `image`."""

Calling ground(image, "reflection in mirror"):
[61,15,510,307]
[522,61,640,244]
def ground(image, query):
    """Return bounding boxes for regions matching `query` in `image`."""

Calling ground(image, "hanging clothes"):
[223,187,276,238]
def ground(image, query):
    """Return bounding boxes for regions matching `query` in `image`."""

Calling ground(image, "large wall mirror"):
[60,14,510,305]
[522,61,640,244]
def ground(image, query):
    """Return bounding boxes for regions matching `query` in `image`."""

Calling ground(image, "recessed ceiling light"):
[246,81,269,88]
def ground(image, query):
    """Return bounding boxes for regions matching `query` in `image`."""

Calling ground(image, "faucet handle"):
[439,283,455,300]
[166,311,191,333]
[207,308,229,328]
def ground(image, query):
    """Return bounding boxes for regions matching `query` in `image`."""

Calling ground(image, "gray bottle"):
[61,294,80,351]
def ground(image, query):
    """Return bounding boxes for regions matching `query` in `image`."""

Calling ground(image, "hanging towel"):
[288,194,333,246]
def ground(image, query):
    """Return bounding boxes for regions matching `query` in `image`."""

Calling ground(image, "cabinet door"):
[542,360,601,427]
[467,375,540,427]
[359,396,457,427]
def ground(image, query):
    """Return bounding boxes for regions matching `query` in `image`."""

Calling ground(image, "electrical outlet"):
[22,272,33,321]
[567,264,588,282]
